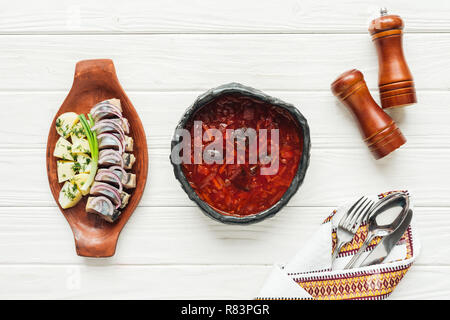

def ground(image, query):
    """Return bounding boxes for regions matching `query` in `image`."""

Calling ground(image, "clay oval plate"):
[46,59,148,257]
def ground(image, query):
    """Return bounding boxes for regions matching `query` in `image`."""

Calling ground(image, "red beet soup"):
[181,93,303,216]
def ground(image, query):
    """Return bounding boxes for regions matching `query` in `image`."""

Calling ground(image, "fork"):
[331,196,374,262]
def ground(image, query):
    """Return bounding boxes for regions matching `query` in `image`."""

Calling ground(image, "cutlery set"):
[257,190,419,300]
[332,192,411,269]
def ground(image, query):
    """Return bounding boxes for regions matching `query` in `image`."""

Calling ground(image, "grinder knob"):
[331,69,406,159]
[369,9,417,109]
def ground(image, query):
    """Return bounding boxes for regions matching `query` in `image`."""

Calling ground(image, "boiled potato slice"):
[58,180,82,209]
[56,112,79,138]
[57,160,77,183]
[71,135,90,154]
[53,137,74,161]
[73,173,91,196]
[73,154,92,173]
[70,122,86,139]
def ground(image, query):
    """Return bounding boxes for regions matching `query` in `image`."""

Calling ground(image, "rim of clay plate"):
[170,82,311,224]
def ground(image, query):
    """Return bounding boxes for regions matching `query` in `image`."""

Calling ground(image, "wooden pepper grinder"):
[369,8,417,109]
[331,69,406,159]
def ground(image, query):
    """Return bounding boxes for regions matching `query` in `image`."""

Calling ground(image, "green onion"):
[78,114,99,192]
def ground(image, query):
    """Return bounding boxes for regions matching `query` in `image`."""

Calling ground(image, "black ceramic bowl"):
[170,83,311,224]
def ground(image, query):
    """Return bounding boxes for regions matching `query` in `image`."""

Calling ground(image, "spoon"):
[344,192,409,269]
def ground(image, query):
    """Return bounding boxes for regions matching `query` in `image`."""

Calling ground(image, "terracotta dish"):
[46,59,148,257]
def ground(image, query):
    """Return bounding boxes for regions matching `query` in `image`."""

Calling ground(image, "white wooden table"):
[0,0,449,299]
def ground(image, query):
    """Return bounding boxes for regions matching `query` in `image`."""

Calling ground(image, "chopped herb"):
[71,125,85,138]
[72,162,81,174]
[64,188,76,201]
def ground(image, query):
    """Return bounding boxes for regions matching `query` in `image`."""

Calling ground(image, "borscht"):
[180,93,303,217]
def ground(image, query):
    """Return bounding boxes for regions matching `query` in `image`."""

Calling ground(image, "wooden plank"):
[0,147,448,207]
[0,264,268,299]
[0,264,447,299]
[0,90,448,150]
[0,34,447,91]
[1,1,449,34]
[0,206,446,265]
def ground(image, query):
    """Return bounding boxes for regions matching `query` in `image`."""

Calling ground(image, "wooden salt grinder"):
[369,8,416,109]
[331,69,406,159]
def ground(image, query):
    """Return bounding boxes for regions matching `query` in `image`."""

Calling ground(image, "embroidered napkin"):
[256,191,420,300]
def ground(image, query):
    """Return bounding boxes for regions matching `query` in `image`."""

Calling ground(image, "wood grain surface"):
[0,1,448,34]
[331,69,406,159]
[0,0,449,299]
[0,34,448,91]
